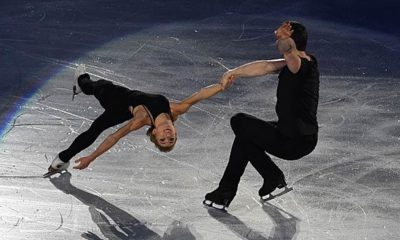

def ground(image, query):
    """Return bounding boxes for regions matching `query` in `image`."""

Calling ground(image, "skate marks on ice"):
[49,172,196,240]
[0,175,44,179]
[261,202,300,240]
[293,77,400,219]
[49,172,159,240]
[207,202,299,240]
[207,209,268,240]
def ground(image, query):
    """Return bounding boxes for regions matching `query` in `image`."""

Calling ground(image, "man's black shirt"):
[276,54,319,138]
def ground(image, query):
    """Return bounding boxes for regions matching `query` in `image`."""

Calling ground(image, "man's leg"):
[229,113,286,182]
[203,121,250,209]
[218,136,249,191]
[230,113,317,197]
[204,113,280,209]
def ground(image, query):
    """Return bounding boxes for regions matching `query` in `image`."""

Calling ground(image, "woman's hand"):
[220,70,236,89]
[73,156,95,170]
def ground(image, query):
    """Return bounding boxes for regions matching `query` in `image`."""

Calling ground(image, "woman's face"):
[153,123,177,147]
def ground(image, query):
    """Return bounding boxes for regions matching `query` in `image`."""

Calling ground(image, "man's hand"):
[220,70,236,90]
[275,22,297,55]
[276,37,297,54]
[73,156,95,170]
[275,22,293,40]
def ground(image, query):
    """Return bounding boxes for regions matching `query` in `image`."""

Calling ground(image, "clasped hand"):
[220,70,236,90]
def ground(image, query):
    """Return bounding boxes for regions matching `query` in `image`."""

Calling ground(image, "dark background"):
[0,0,398,136]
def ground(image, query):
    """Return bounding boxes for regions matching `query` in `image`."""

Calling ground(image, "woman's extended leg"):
[77,73,130,111]
[58,110,130,162]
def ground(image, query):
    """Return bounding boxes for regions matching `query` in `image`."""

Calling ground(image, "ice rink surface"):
[1,1,399,239]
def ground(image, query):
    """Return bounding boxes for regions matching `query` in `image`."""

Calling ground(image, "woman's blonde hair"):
[146,127,177,152]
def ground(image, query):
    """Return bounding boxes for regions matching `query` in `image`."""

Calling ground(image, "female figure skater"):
[44,71,226,177]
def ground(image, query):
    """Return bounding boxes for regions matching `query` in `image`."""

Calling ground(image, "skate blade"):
[203,200,227,212]
[260,186,293,202]
[43,169,67,178]
[43,171,56,178]
[72,85,82,101]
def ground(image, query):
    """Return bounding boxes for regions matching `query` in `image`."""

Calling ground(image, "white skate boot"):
[43,154,70,178]
[72,64,86,100]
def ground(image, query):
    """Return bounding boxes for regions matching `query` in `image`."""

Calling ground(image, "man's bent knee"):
[230,113,248,135]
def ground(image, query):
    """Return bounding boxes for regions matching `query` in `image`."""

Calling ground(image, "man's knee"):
[230,113,248,135]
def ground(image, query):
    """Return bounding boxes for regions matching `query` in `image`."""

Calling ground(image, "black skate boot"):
[43,154,70,178]
[203,188,236,211]
[259,178,293,201]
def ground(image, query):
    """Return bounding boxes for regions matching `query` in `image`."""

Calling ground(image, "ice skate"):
[72,64,86,100]
[203,188,236,212]
[259,179,293,202]
[43,154,70,178]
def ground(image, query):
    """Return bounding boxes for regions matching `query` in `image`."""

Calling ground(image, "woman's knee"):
[78,73,94,95]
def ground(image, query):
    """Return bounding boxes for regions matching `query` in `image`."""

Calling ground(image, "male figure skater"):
[204,21,319,211]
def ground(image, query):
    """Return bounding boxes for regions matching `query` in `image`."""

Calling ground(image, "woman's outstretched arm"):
[170,83,224,119]
[73,117,146,170]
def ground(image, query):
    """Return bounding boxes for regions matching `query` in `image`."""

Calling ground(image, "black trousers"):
[218,113,317,191]
[59,77,131,162]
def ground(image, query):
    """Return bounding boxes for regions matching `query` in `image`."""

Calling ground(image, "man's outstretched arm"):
[220,59,287,88]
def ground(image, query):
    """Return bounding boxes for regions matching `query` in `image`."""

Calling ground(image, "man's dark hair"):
[289,21,308,51]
